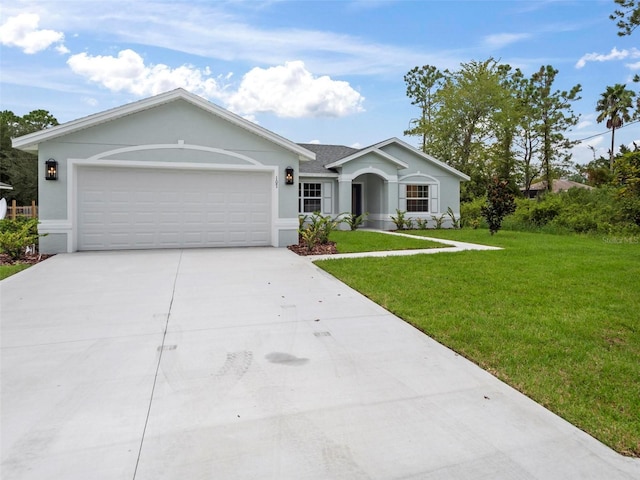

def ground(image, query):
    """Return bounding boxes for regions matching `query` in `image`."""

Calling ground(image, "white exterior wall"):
[37,99,302,253]
[379,143,463,227]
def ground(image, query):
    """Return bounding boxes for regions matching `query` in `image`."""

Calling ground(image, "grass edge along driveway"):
[316,229,640,457]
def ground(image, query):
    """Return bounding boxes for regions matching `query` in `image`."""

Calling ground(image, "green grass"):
[317,229,640,457]
[0,263,31,280]
[329,230,446,253]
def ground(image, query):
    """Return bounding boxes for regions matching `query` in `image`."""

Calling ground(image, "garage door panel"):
[78,167,271,250]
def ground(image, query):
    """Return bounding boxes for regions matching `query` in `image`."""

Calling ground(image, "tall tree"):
[610,0,640,36]
[430,58,515,199]
[596,84,637,168]
[511,69,542,195]
[403,65,445,153]
[0,110,59,205]
[529,66,581,192]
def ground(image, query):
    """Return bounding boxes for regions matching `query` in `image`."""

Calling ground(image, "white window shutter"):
[430,184,438,213]
[399,183,407,211]
[322,182,332,214]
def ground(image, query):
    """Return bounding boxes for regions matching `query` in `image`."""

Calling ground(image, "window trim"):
[299,182,322,213]
[405,184,429,213]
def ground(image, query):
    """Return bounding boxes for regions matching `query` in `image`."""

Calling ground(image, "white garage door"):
[77,167,272,250]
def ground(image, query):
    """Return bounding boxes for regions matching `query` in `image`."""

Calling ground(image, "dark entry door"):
[351,184,362,216]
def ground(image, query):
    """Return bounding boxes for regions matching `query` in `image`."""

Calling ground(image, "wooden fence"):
[5,200,38,220]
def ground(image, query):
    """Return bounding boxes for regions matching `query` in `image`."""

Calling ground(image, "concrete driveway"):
[1,248,638,479]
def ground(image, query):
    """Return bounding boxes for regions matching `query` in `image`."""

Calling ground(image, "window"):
[406,184,429,212]
[299,182,322,213]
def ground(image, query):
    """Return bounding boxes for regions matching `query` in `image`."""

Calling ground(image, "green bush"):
[343,212,368,231]
[298,212,343,252]
[501,187,640,235]
[415,217,429,229]
[391,209,414,230]
[431,213,446,229]
[0,218,40,260]
[460,198,486,228]
[481,177,516,235]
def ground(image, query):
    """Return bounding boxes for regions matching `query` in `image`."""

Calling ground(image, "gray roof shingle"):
[297,143,360,174]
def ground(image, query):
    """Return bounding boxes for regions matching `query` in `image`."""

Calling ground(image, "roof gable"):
[325,142,409,170]
[373,138,470,180]
[312,137,469,180]
[12,88,315,161]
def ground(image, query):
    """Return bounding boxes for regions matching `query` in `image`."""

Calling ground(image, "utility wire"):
[574,119,640,143]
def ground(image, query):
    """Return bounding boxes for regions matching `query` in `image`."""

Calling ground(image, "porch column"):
[386,180,399,229]
[337,176,352,230]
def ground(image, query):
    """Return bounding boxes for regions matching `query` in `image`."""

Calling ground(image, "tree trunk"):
[610,125,616,169]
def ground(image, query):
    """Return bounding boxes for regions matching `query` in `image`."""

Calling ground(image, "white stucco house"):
[12,88,469,254]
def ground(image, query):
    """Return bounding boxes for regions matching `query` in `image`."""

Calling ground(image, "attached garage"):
[77,166,272,251]
[12,88,314,254]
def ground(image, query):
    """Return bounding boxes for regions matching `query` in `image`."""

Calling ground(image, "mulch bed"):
[0,253,54,266]
[287,241,338,256]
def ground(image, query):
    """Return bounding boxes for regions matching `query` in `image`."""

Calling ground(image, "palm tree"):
[596,84,636,168]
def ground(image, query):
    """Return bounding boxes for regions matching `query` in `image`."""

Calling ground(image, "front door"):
[351,183,363,216]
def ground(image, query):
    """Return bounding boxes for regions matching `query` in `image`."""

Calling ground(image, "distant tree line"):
[404,59,582,201]
[402,2,640,233]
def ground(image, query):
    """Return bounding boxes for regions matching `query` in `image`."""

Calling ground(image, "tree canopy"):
[0,110,59,205]
[610,0,640,36]
[403,59,581,200]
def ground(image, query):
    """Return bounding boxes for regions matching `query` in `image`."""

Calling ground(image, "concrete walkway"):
[1,248,638,479]
[306,229,502,260]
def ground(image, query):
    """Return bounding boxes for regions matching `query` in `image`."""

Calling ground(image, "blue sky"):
[1,0,639,165]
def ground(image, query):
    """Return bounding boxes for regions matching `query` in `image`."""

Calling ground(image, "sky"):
[1,0,639,166]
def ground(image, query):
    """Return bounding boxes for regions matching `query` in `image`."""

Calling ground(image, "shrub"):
[431,213,446,229]
[501,186,640,235]
[343,212,368,231]
[0,218,40,260]
[446,207,461,229]
[415,217,429,230]
[460,198,485,228]
[481,177,516,235]
[391,209,413,230]
[298,212,343,251]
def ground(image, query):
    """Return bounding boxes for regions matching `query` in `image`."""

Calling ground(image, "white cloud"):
[483,33,531,49]
[307,139,321,144]
[0,2,457,77]
[585,136,604,148]
[82,97,99,107]
[67,49,225,98]
[626,61,640,70]
[0,13,66,54]
[575,47,640,69]
[55,44,70,55]
[66,51,363,119]
[226,61,364,118]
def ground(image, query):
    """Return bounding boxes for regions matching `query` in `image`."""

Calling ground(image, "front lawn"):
[0,263,31,280]
[316,229,640,457]
[329,230,446,253]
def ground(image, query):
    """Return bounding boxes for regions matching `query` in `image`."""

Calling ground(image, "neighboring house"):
[522,179,594,199]
[12,88,468,254]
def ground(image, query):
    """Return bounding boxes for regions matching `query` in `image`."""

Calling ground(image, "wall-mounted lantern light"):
[285,166,294,185]
[45,158,58,181]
